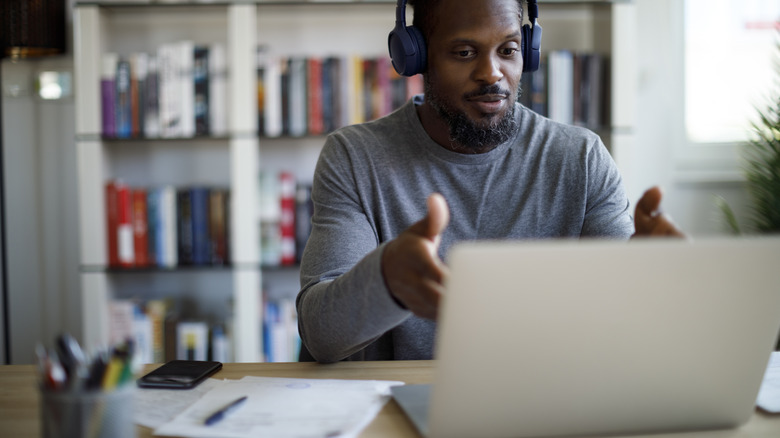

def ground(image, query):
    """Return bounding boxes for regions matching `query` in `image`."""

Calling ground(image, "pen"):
[204,396,248,426]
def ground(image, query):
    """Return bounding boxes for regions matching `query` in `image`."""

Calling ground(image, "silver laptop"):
[393,237,780,438]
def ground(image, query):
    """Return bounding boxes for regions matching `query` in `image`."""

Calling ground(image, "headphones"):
[388,0,543,77]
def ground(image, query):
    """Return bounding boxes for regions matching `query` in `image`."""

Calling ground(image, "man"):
[296,0,683,363]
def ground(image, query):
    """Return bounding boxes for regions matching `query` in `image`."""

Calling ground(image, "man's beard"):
[424,79,519,152]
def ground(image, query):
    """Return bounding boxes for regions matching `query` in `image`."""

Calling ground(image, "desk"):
[1,360,778,438]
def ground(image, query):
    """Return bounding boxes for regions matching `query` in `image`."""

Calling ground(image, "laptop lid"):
[426,237,780,438]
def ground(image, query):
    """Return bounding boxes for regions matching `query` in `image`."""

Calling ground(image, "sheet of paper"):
[153,376,404,438]
[134,378,224,429]
[757,351,780,413]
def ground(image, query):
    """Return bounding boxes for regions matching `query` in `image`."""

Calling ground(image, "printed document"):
[153,376,403,438]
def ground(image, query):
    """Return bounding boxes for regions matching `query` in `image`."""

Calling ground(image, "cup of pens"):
[38,334,138,438]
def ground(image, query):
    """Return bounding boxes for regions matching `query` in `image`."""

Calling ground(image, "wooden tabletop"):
[2,360,779,438]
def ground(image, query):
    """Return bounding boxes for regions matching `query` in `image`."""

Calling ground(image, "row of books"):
[519,50,610,130]
[257,51,423,138]
[108,298,231,364]
[101,41,227,139]
[105,181,230,269]
[263,298,300,363]
[259,171,313,267]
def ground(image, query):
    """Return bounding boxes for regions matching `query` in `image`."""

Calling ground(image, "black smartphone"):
[137,360,222,389]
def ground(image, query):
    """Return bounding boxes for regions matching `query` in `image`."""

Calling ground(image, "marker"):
[204,396,248,426]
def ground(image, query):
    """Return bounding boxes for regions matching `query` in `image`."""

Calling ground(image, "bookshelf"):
[73,0,635,363]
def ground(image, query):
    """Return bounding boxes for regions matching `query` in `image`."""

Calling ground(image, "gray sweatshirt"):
[296,96,633,363]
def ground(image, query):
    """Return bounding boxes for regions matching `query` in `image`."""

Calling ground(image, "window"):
[685,0,779,144]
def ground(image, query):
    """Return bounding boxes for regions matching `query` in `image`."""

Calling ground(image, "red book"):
[116,182,134,267]
[132,188,150,267]
[279,172,296,266]
[307,57,324,135]
[106,181,119,267]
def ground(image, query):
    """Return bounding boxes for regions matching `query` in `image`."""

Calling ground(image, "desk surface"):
[1,360,778,438]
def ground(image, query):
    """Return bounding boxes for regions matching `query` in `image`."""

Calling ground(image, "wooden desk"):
[1,360,778,438]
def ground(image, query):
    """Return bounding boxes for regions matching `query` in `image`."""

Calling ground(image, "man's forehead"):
[427,0,522,41]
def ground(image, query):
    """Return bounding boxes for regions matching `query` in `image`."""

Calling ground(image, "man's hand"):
[382,193,450,320]
[633,186,685,238]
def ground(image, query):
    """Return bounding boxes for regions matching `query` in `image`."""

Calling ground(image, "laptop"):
[392,237,780,438]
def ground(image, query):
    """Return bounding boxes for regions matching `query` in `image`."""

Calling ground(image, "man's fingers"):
[635,186,663,217]
[408,193,450,242]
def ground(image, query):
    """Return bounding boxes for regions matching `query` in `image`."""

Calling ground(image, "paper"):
[153,376,404,438]
[757,351,780,413]
[134,378,224,429]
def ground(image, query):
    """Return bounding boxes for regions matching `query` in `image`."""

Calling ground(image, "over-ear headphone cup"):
[388,24,427,77]
[406,25,427,75]
[521,24,532,72]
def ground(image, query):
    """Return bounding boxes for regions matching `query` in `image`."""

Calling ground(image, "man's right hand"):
[382,193,450,320]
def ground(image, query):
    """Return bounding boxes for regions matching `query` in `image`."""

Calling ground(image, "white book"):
[549,50,574,125]
[145,56,161,138]
[262,54,283,137]
[209,43,228,137]
[178,40,196,138]
[288,57,307,137]
[157,43,180,138]
[159,185,178,268]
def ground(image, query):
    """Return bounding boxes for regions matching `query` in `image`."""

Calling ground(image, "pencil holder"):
[39,385,136,438]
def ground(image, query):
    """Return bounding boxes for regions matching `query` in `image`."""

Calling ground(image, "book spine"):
[307,57,324,135]
[279,172,296,266]
[209,43,228,137]
[160,185,178,268]
[208,189,228,265]
[179,40,196,138]
[145,56,161,138]
[193,46,210,136]
[190,187,210,265]
[116,182,134,267]
[146,188,158,267]
[294,183,313,263]
[105,181,119,267]
[177,189,194,266]
[101,53,118,138]
[115,59,132,139]
[132,188,150,267]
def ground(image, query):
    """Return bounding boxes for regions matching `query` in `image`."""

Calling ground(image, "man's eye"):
[455,50,474,58]
[500,48,519,56]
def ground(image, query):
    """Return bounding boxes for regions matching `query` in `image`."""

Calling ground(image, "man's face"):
[423,0,524,151]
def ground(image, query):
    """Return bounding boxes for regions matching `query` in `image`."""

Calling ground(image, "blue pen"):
[204,396,248,426]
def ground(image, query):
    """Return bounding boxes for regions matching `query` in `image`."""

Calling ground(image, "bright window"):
[685,0,779,144]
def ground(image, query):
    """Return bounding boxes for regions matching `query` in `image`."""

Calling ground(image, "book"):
[115,58,132,139]
[288,57,308,137]
[208,188,229,265]
[177,189,194,265]
[307,57,324,135]
[158,43,180,138]
[105,181,120,267]
[189,187,210,265]
[158,185,178,268]
[130,52,148,138]
[295,183,313,263]
[261,52,283,137]
[131,188,150,267]
[209,43,228,137]
[145,299,168,364]
[144,56,161,138]
[101,53,118,137]
[178,40,196,138]
[279,172,296,266]
[176,321,208,361]
[193,45,210,136]
[116,181,134,267]
[145,188,158,267]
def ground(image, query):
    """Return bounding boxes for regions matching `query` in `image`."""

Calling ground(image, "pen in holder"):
[37,334,139,438]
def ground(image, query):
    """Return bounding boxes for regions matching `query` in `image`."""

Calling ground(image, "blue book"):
[189,187,210,265]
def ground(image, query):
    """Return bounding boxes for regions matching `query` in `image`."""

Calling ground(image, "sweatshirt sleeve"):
[295,135,411,363]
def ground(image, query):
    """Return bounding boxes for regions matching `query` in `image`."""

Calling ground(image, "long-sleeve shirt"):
[296,96,634,363]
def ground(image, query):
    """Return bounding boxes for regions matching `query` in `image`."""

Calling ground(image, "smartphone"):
[137,360,222,389]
